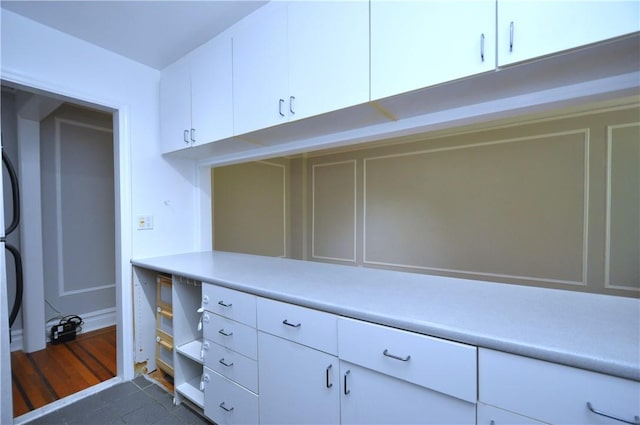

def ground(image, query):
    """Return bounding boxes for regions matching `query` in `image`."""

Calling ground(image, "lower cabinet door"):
[477,403,548,425]
[203,367,258,425]
[340,361,475,425]
[258,332,340,424]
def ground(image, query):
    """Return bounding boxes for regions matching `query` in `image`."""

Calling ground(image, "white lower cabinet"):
[477,403,548,425]
[340,360,475,425]
[257,330,339,424]
[203,367,259,425]
[338,317,476,425]
[479,348,640,425]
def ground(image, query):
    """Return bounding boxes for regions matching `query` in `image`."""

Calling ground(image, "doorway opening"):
[1,84,119,418]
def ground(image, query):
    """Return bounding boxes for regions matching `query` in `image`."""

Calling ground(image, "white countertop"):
[132,251,640,381]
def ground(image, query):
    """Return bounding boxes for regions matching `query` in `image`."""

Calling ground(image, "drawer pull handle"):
[344,370,351,395]
[383,349,411,362]
[218,300,232,308]
[326,364,333,388]
[587,402,640,425]
[282,319,301,328]
[219,358,234,367]
[219,402,234,412]
[218,329,233,337]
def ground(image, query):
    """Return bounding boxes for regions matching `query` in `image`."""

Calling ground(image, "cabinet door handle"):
[219,402,234,412]
[326,364,333,388]
[289,96,295,114]
[383,349,411,362]
[480,33,485,62]
[344,370,351,395]
[183,129,189,144]
[282,319,301,328]
[218,300,232,308]
[587,402,640,425]
[219,358,234,367]
[509,21,514,52]
[190,128,196,143]
[218,328,233,337]
[279,98,285,117]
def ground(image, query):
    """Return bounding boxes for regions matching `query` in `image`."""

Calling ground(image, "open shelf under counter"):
[176,339,204,364]
[176,376,205,409]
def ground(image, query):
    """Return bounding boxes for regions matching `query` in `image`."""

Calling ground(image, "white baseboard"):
[10,307,116,352]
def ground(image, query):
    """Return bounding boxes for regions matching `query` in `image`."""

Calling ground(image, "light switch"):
[137,215,153,230]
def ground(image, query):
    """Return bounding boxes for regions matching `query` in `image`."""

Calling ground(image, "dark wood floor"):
[11,325,116,417]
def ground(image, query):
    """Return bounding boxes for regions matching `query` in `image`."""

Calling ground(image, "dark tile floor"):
[25,376,211,425]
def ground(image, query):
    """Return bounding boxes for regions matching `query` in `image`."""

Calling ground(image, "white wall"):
[0,9,200,419]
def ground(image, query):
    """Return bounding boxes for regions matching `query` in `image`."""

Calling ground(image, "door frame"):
[0,71,134,422]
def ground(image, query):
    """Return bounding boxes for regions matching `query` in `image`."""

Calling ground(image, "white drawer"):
[203,367,258,425]
[479,348,640,425]
[477,403,547,425]
[202,340,258,393]
[202,283,256,327]
[257,297,337,355]
[203,313,258,360]
[338,317,477,403]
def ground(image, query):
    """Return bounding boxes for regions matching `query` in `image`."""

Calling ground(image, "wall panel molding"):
[605,122,640,291]
[54,118,115,297]
[363,129,590,286]
[311,160,357,262]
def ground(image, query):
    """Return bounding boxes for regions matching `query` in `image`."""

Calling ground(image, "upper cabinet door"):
[288,0,369,121]
[371,0,496,101]
[232,4,288,136]
[498,0,640,66]
[160,56,191,153]
[191,35,234,145]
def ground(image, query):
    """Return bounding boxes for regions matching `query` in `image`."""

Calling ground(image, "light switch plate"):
[137,215,153,230]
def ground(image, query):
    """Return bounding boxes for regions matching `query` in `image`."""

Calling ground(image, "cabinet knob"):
[289,96,296,115]
[587,402,640,425]
[282,319,301,328]
[509,21,514,52]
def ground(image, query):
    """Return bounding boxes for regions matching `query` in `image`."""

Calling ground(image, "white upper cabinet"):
[232,1,369,136]
[160,55,191,153]
[232,3,289,136]
[498,0,640,66]
[160,36,233,154]
[287,1,369,121]
[190,36,234,147]
[371,0,496,101]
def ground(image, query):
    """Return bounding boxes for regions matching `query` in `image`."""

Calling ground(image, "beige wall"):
[212,105,639,297]
[212,160,288,257]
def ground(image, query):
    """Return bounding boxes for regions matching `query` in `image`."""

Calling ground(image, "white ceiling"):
[1,0,267,70]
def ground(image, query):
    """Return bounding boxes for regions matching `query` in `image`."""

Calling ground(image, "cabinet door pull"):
[509,21,514,52]
[326,364,333,388]
[344,370,351,395]
[383,349,411,362]
[279,98,285,117]
[587,402,640,425]
[219,358,234,367]
[218,328,233,337]
[219,402,234,412]
[183,129,189,144]
[218,300,232,308]
[480,33,485,62]
[190,128,196,143]
[289,96,295,114]
[282,319,301,328]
